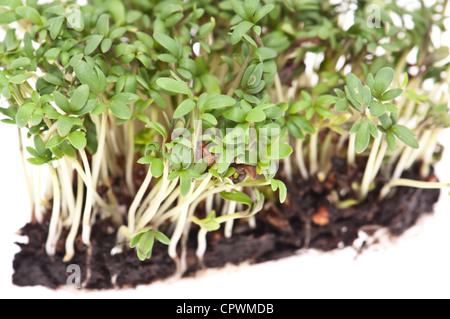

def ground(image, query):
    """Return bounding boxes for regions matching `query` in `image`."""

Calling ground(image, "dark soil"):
[13,159,440,289]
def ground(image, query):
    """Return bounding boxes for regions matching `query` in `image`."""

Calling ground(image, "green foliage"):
[130,227,170,261]
[0,0,448,264]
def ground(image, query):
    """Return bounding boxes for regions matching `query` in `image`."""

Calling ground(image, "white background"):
[1,0,450,299]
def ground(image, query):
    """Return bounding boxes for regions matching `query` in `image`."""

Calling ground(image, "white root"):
[63,174,84,262]
[45,165,62,256]
[80,150,94,245]
[295,139,309,180]
[128,167,153,235]
[359,135,382,200]
[168,175,212,260]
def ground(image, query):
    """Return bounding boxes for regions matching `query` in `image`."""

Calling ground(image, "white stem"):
[33,166,41,223]
[205,194,214,214]
[136,166,172,231]
[168,175,213,259]
[295,139,309,180]
[371,140,388,181]
[283,156,293,183]
[92,112,108,188]
[405,130,431,170]
[359,135,382,200]
[63,174,84,262]
[136,179,162,218]
[309,133,318,175]
[348,134,356,167]
[387,179,450,189]
[60,158,76,226]
[18,128,36,221]
[128,167,153,234]
[196,228,208,262]
[80,150,94,245]
[125,120,136,195]
[224,187,242,238]
[248,216,257,229]
[392,146,415,180]
[420,130,441,178]
[46,165,62,256]
[152,181,181,224]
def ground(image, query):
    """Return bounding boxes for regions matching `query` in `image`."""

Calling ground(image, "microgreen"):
[0,0,449,270]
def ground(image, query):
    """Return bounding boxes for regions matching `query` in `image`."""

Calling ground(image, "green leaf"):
[153,32,178,54]
[156,77,191,96]
[192,211,221,232]
[200,113,218,125]
[109,100,132,120]
[355,121,370,153]
[70,85,90,112]
[315,95,338,107]
[53,91,70,113]
[368,120,378,138]
[68,131,87,150]
[112,93,139,105]
[85,34,104,55]
[155,231,170,245]
[15,6,41,25]
[220,190,252,207]
[9,74,29,84]
[180,172,192,196]
[255,47,277,61]
[292,115,315,134]
[231,0,248,20]
[73,61,100,93]
[16,103,36,128]
[287,121,305,139]
[392,125,419,149]
[44,73,64,86]
[11,57,31,69]
[386,132,396,150]
[130,233,144,249]
[47,135,65,149]
[0,70,8,87]
[57,116,74,136]
[174,99,196,118]
[224,107,246,122]
[369,100,386,117]
[46,48,61,62]
[50,16,64,40]
[271,180,287,203]
[246,108,266,122]
[231,21,254,45]
[335,98,349,112]
[374,67,394,95]
[290,100,311,114]
[254,4,275,23]
[316,106,334,119]
[0,11,19,24]
[97,14,110,37]
[150,157,164,178]
[147,121,168,140]
[267,143,293,160]
[203,94,236,111]
[346,73,364,105]
[66,7,84,32]
[0,0,22,8]
[138,231,155,258]
[381,88,403,101]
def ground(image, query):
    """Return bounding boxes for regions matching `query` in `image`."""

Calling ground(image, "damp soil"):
[12,158,440,289]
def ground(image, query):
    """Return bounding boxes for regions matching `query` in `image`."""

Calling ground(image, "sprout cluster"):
[1,0,449,274]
